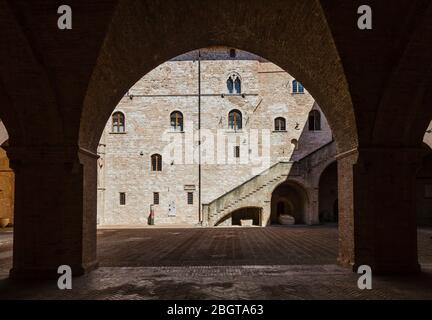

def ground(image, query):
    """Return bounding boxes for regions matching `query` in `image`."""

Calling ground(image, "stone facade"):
[97,47,333,226]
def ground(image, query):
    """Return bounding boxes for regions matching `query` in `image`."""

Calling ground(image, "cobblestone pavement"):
[0,226,431,299]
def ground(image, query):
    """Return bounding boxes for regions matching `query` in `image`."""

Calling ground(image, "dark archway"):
[318,162,338,223]
[215,207,262,227]
[270,181,308,225]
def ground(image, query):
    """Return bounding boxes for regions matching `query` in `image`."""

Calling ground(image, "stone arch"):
[215,206,262,227]
[79,1,357,154]
[270,180,310,225]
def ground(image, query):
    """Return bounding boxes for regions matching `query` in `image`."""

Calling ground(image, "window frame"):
[153,192,160,205]
[228,109,243,131]
[187,192,194,205]
[112,112,126,133]
[274,117,287,131]
[234,145,240,158]
[227,73,241,94]
[119,192,126,205]
[308,110,321,131]
[170,111,184,132]
[151,154,162,172]
[292,80,304,94]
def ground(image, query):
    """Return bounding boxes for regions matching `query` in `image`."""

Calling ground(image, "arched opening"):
[308,110,321,131]
[270,181,308,225]
[111,112,125,133]
[170,111,184,132]
[318,161,338,224]
[151,154,162,172]
[274,117,286,131]
[215,207,262,227]
[228,109,242,130]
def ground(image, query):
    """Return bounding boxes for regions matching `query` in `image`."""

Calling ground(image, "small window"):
[228,109,242,130]
[119,192,126,205]
[112,112,125,133]
[153,192,160,205]
[308,110,321,131]
[234,146,240,158]
[292,80,304,94]
[151,154,162,172]
[227,73,241,94]
[187,192,194,205]
[170,111,184,132]
[229,49,236,58]
[274,117,286,131]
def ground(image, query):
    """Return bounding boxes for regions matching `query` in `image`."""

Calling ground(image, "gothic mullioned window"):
[151,154,162,172]
[292,80,304,94]
[274,117,286,131]
[170,111,184,131]
[227,73,241,94]
[228,109,242,131]
[112,112,125,133]
[308,110,321,131]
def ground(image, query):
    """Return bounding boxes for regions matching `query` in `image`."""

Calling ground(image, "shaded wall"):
[318,162,338,223]
[416,152,432,226]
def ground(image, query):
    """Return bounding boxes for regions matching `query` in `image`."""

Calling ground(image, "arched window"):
[308,110,321,131]
[170,111,184,131]
[112,112,125,133]
[151,154,162,172]
[228,109,242,130]
[274,117,286,131]
[292,80,304,94]
[227,73,241,94]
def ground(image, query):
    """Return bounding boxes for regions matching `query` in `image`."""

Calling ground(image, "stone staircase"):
[202,161,297,226]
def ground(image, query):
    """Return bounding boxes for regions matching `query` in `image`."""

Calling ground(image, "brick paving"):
[0,226,431,299]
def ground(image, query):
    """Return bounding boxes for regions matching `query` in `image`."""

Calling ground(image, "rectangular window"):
[153,192,160,205]
[234,146,240,158]
[119,192,126,205]
[187,192,194,205]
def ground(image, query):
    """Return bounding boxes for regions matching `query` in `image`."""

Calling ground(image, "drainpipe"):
[198,50,202,225]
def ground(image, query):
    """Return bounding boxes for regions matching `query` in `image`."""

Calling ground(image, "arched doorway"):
[318,162,338,224]
[271,181,308,225]
[216,207,262,227]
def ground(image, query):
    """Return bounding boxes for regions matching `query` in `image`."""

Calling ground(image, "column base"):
[9,260,99,281]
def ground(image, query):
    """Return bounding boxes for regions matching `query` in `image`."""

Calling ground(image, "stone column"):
[7,146,99,280]
[337,148,421,274]
[309,187,320,225]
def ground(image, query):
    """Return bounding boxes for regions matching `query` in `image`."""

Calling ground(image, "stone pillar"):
[309,187,320,225]
[262,200,272,226]
[337,148,421,274]
[7,146,99,280]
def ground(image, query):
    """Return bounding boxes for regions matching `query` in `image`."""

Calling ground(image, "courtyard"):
[0,225,431,299]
